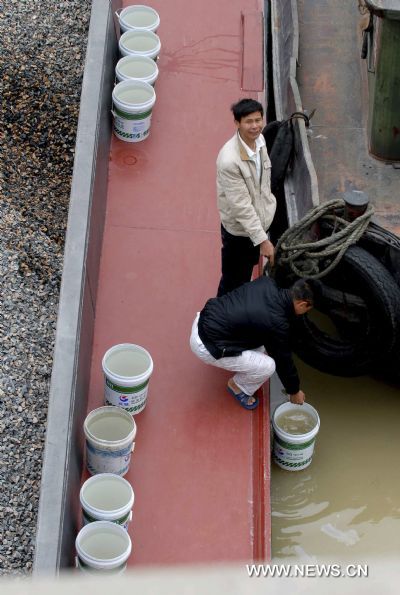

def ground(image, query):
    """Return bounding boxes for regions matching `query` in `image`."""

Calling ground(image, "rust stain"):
[110,144,146,170]
[374,204,400,236]
[313,71,336,96]
[326,161,366,198]
[123,155,138,166]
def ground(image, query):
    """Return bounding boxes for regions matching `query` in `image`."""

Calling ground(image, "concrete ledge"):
[33,0,122,576]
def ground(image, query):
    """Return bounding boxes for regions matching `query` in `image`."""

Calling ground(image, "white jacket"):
[216,133,277,246]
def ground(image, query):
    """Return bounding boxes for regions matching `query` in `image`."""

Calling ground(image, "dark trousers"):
[217,225,260,297]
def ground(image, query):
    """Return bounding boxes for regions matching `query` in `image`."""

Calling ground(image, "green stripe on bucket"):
[127,403,145,413]
[77,557,127,573]
[114,128,149,140]
[83,510,130,525]
[104,399,145,414]
[274,434,316,450]
[274,455,313,468]
[113,105,153,120]
[106,377,149,393]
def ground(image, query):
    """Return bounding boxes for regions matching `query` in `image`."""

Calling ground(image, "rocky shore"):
[0,0,92,574]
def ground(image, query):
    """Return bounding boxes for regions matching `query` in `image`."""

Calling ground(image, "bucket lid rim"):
[120,4,160,17]
[80,495,135,514]
[80,479,135,516]
[117,54,159,65]
[80,472,134,493]
[119,6,160,28]
[121,4,160,13]
[113,93,156,110]
[272,401,320,440]
[76,522,132,566]
[85,404,137,420]
[84,406,137,442]
[101,342,154,380]
[120,29,160,40]
[84,423,137,443]
[116,60,159,79]
[76,520,132,538]
[273,400,320,417]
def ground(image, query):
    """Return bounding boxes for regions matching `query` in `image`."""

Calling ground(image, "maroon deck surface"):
[85,0,271,565]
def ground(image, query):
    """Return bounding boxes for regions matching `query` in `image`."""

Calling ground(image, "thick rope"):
[274,199,374,279]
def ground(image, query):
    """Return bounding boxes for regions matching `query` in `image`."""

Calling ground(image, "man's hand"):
[289,390,305,405]
[259,239,275,267]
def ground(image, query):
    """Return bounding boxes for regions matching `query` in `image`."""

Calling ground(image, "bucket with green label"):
[102,343,154,415]
[75,521,132,574]
[119,29,161,60]
[112,79,156,143]
[272,402,320,471]
[116,5,160,34]
[115,55,159,85]
[84,406,137,476]
[80,473,134,529]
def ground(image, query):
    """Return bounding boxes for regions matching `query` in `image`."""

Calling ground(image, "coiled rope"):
[274,199,374,279]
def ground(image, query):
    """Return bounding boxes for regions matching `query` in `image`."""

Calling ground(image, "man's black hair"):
[290,278,322,306]
[231,98,264,122]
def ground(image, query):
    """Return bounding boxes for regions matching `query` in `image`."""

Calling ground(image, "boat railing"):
[270,0,319,225]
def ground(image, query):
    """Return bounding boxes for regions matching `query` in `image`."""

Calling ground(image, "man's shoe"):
[227,385,259,410]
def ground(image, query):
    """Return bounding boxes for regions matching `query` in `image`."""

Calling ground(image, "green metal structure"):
[364,1,400,160]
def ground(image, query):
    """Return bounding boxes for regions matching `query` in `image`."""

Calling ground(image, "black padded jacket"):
[197,276,300,394]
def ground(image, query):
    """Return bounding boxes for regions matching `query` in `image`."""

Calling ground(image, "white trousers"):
[190,314,276,396]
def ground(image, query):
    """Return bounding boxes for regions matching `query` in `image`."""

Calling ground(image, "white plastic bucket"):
[75,520,132,573]
[272,402,320,471]
[119,29,161,61]
[80,474,135,529]
[84,406,137,476]
[102,343,154,415]
[112,79,156,143]
[117,5,160,34]
[115,55,159,85]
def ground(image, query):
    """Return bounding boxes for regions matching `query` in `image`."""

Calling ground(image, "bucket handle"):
[75,556,79,569]
[129,510,133,522]
[115,8,122,19]
[131,442,135,453]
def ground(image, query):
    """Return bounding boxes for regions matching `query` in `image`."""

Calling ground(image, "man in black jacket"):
[190,276,315,410]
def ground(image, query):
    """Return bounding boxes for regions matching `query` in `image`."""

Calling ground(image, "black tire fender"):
[293,246,400,376]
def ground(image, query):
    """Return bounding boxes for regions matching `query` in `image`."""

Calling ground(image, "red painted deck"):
[85,0,271,565]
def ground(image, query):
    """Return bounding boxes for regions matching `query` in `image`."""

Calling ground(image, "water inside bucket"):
[124,9,157,28]
[106,348,150,376]
[275,409,317,435]
[80,531,127,559]
[88,414,133,441]
[84,478,131,511]
[124,34,157,51]
[116,86,154,105]
[119,60,155,78]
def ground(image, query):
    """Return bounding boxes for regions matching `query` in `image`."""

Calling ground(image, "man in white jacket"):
[216,98,277,296]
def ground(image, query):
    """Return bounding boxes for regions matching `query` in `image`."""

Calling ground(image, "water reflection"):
[271,358,400,559]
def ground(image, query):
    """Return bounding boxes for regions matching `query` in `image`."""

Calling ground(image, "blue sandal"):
[227,385,259,410]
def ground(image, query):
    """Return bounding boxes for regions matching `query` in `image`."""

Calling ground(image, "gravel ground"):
[0,0,92,575]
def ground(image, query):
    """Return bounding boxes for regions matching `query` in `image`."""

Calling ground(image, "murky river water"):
[270,0,400,565]
[271,357,400,560]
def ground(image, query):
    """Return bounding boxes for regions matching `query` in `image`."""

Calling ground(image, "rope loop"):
[274,199,374,279]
